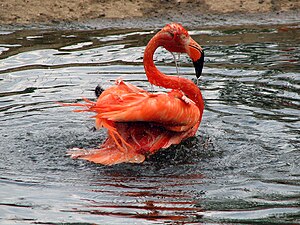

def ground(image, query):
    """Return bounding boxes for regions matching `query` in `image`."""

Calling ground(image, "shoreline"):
[1,10,299,31]
[0,0,299,29]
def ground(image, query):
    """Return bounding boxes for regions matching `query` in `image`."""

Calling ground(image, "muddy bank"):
[0,0,299,25]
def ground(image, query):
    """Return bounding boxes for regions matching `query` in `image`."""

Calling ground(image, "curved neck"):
[143,34,204,119]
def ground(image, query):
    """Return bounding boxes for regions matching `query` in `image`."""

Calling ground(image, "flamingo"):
[63,23,204,165]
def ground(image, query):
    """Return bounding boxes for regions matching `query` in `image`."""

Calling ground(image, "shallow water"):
[0,23,299,224]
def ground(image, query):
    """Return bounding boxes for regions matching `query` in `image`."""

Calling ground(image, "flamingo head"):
[158,23,204,78]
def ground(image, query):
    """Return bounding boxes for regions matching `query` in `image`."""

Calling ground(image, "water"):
[0,23,299,224]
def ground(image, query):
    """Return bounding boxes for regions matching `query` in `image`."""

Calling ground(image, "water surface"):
[0,23,299,224]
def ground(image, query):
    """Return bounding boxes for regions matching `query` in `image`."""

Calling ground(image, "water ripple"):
[0,24,299,224]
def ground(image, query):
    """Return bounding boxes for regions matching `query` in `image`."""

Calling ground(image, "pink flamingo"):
[63,23,204,165]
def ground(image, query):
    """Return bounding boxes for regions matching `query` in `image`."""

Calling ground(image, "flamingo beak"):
[193,51,204,79]
[187,37,204,78]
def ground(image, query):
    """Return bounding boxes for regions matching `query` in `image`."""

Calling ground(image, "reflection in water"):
[0,24,299,224]
[68,141,210,223]
[67,172,205,222]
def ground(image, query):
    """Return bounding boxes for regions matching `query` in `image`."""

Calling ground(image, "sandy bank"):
[0,0,299,25]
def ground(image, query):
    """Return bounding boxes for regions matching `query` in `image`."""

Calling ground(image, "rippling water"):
[0,23,299,224]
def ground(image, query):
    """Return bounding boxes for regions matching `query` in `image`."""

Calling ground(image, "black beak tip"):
[193,50,204,79]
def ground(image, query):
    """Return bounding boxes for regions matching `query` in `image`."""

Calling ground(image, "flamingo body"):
[64,23,205,165]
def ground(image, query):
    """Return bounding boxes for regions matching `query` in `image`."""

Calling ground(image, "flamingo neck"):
[143,34,204,120]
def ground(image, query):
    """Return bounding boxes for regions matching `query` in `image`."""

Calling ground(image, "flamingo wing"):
[64,80,200,165]
[89,82,200,132]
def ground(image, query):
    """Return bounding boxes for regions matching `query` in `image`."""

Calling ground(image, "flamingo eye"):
[180,34,187,41]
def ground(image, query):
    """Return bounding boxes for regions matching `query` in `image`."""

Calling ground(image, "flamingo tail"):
[67,121,193,165]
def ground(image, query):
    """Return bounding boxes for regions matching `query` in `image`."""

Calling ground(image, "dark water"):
[0,23,299,224]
